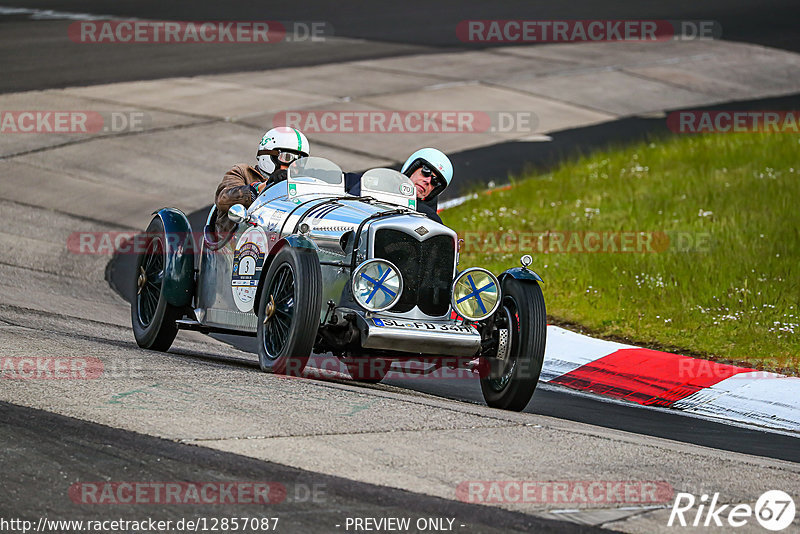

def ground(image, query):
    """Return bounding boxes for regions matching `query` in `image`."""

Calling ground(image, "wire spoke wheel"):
[263,264,296,358]
[257,246,322,376]
[131,216,182,351]
[137,237,165,327]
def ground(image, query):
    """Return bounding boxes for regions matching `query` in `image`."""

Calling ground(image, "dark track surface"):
[0,401,604,534]
[2,0,800,93]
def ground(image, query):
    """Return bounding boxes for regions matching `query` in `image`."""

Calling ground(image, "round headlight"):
[352,259,403,312]
[451,268,501,321]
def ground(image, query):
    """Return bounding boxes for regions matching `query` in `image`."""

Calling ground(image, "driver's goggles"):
[420,165,445,188]
[258,149,304,164]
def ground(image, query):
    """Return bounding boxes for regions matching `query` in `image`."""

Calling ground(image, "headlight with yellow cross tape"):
[352,259,404,312]
[451,268,501,321]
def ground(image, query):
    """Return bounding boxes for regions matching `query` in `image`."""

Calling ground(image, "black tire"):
[480,279,546,411]
[131,217,181,351]
[344,357,392,383]
[257,246,322,375]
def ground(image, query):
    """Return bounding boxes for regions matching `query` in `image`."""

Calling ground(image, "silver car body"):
[193,158,482,357]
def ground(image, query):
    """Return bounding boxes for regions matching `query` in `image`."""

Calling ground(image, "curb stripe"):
[541,326,800,431]
[548,348,751,407]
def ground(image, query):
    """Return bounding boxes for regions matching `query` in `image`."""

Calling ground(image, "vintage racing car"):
[131,157,546,411]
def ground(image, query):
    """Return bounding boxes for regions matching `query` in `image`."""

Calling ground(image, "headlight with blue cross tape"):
[351,259,404,312]
[451,268,501,321]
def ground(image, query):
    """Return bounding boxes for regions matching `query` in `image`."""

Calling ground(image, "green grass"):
[441,133,800,374]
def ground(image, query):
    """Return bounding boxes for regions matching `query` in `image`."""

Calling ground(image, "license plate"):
[372,318,476,334]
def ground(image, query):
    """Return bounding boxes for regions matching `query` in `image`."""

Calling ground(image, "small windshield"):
[361,169,415,197]
[360,168,416,210]
[287,157,343,185]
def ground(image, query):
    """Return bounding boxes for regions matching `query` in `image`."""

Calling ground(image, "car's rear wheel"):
[480,279,546,411]
[131,217,181,351]
[257,246,322,375]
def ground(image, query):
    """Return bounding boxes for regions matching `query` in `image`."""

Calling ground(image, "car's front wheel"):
[257,246,322,375]
[480,279,546,411]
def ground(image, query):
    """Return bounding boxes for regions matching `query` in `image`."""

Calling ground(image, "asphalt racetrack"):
[2,2,799,533]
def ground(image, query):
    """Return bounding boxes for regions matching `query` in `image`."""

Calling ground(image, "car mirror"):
[228,204,249,225]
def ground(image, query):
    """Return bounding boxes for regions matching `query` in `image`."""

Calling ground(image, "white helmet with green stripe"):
[256,127,310,174]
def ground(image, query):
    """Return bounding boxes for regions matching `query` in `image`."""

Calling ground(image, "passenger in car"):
[215,126,310,234]
[345,148,453,224]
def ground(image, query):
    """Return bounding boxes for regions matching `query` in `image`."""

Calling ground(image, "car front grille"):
[373,229,455,316]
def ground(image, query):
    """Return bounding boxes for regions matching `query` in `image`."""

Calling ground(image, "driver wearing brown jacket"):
[215,127,310,234]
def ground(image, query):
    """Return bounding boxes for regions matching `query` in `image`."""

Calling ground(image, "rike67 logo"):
[668,490,796,531]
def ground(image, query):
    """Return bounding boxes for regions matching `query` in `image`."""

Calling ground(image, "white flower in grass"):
[584,207,600,221]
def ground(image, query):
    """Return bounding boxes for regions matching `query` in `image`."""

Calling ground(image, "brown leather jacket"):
[214,164,266,234]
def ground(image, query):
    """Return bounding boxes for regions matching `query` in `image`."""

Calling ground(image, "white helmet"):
[256,127,310,174]
[401,147,453,201]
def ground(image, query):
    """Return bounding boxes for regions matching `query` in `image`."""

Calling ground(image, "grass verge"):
[441,132,799,374]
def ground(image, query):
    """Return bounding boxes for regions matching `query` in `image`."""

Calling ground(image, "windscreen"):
[360,168,416,210]
[287,157,344,185]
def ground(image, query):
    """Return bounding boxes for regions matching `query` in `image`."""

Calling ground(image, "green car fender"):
[151,207,195,308]
[498,267,544,285]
